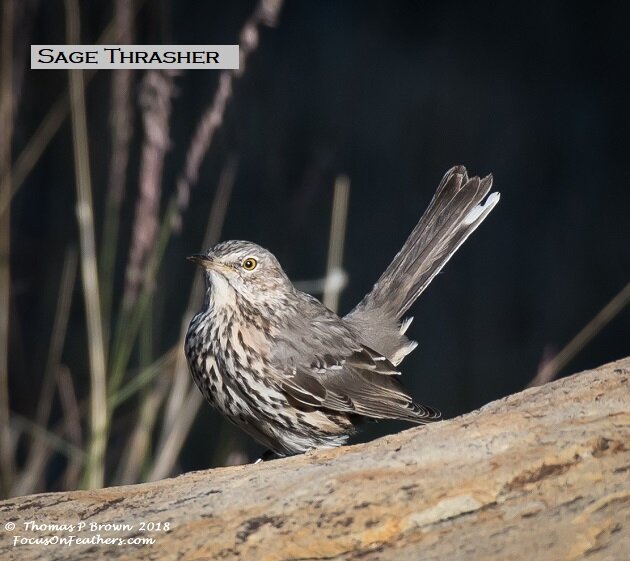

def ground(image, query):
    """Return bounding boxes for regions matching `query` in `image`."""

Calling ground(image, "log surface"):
[1,357,629,561]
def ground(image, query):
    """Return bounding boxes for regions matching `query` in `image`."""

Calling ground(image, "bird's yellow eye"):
[242,257,257,271]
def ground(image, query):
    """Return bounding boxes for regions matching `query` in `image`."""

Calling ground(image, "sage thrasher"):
[185,165,500,458]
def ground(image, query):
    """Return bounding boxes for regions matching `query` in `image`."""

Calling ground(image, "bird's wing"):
[271,307,440,423]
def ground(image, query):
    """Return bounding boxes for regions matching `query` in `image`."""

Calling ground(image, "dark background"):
[8,0,629,477]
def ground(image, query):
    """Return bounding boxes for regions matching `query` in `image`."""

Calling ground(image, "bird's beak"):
[187,254,229,272]
[187,253,212,267]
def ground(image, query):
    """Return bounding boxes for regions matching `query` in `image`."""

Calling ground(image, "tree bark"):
[1,357,628,561]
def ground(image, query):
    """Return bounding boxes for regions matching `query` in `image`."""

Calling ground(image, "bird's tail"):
[350,166,500,320]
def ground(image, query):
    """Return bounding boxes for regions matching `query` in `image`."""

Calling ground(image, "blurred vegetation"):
[2,0,288,496]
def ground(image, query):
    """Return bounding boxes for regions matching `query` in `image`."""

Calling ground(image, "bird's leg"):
[254,449,276,464]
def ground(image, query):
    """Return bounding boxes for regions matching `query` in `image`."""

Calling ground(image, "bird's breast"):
[185,306,280,419]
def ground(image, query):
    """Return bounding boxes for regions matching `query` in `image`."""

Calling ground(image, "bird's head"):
[187,240,293,307]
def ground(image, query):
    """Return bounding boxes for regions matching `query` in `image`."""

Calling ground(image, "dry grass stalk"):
[147,385,202,481]
[0,0,15,497]
[12,248,77,496]
[11,413,85,465]
[123,70,178,309]
[530,281,630,387]
[109,346,178,409]
[116,373,169,485]
[113,345,179,484]
[323,175,350,313]
[107,69,178,401]
[100,0,136,340]
[105,0,134,206]
[173,0,285,229]
[7,2,28,116]
[57,366,83,490]
[65,0,108,489]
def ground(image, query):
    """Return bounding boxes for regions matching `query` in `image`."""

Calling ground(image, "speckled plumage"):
[185,166,500,457]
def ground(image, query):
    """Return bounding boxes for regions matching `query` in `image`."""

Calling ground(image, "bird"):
[185,165,500,459]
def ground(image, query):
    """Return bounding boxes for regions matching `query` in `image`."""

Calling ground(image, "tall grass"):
[0,0,286,497]
[100,0,135,346]
[65,0,109,490]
